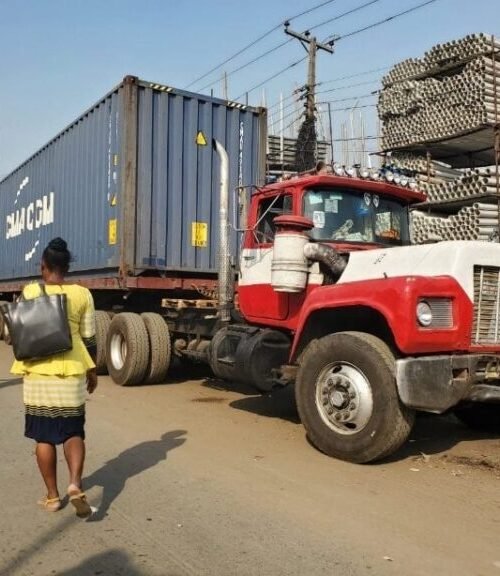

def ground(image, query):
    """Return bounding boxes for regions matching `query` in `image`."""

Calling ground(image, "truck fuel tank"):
[209,326,291,392]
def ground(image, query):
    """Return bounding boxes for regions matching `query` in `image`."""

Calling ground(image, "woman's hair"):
[42,237,71,274]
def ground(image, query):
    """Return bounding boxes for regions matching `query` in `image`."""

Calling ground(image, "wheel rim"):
[315,362,373,435]
[110,333,127,370]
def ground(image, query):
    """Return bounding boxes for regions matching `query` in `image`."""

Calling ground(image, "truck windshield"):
[303,188,410,246]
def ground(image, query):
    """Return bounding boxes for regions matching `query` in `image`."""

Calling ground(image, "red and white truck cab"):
[209,169,500,463]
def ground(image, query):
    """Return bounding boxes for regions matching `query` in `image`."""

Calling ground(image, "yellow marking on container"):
[111,195,117,206]
[196,131,207,146]
[108,219,117,245]
[192,222,208,247]
[113,154,119,166]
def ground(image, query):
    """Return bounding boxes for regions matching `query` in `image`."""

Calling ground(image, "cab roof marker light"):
[359,167,370,178]
[345,166,356,177]
[369,169,381,181]
[333,163,345,176]
[384,171,394,182]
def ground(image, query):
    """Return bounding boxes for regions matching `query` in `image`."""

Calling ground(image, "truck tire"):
[0,301,7,340]
[454,404,500,432]
[3,318,11,345]
[295,331,415,464]
[106,313,150,386]
[141,313,171,384]
[95,311,112,375]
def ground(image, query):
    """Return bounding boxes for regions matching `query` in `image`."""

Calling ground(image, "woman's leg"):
[63,436,86,489]
[36,442,59,498]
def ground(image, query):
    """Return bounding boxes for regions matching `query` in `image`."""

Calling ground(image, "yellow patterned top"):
[11,283,96,377]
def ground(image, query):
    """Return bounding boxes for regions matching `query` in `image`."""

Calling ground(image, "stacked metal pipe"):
[382,58,426,86]
[419,166,499,202]
[379,34,500,150]
[412,203,499,243]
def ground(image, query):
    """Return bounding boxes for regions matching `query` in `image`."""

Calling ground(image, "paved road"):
[0,342,499,576]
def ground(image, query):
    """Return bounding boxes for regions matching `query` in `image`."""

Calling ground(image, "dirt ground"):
[0,342,499,576]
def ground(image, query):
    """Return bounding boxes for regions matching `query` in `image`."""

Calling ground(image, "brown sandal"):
[37,496,61,512]
[68,488,92,518]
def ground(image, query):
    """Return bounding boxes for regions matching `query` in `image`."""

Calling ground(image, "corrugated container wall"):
[0,76,266,282]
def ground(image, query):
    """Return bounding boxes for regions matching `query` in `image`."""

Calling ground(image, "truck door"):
[239,193,293,321]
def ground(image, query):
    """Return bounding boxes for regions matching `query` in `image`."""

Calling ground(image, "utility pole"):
[284,22,334,172]
[284,23,334,122]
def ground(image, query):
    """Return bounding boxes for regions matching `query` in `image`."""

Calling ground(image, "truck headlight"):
[416,300,433,327]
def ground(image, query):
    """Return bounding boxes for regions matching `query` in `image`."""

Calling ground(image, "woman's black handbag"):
[0,284,72,361]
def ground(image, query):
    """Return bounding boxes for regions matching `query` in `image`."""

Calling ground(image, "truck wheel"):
[454,404,500,432]
[295,331,415,464]
[106,313,150,386]
[141,313,171,384]
[3,318,11,345]
[0,301,7,340]
[95,311,112,375]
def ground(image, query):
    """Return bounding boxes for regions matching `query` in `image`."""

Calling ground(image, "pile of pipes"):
[389,152,499,202]
[412,203,499,243]
[378,34,500,150]
[417,166,499,202]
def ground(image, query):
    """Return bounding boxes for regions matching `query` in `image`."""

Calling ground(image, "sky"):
[0,0,498,177]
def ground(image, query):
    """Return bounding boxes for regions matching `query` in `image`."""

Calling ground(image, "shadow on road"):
[208,376,500,462]
[85,429,187,521]
[381,412,500,463]
[202,376,257,397]
[0,377,22,389]
[58,549,143,575]
[0,431,186,576]
[203,376,301,423]
[230,386,301,424]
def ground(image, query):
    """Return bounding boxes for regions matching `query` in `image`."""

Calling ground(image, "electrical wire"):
[275,90,377,123]
[197,39,293,94]
[266,65,390,113]
[315,79,380,96]
[202,0,388,95]
[308,0,383,34]
[272,94,377,137]
[238,0,441,100]
[317,65,391,87]
[326,0,441,43]
[234,56,308,101]
[185,0,338,90]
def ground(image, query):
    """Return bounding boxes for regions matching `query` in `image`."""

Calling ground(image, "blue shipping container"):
[0,76,266,283]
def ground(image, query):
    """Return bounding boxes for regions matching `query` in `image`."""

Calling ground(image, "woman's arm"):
[80,288,98,394]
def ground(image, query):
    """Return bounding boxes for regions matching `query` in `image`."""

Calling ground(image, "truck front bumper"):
[396,354,500,413]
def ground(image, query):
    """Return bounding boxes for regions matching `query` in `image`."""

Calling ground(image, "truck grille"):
[472,266,500,344]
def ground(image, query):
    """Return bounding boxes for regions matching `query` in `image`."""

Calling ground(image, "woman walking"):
[11,238,97,517]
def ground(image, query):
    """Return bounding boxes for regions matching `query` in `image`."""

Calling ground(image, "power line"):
[284,92,377,127]
[316,79,380,96]
[317,103,377,112]
[318,65,391,87]
[283,92,376,122]
[185,0,338,90]
[272,94,377,136]
[328,0,441,43]
[197,39,293,93]
[214,0,383,99]
[308,0,383,34]
[235,56,307,101]
[266,64,389,113]
[238,0,441,102]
